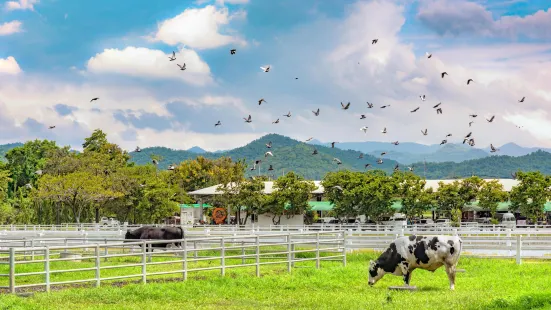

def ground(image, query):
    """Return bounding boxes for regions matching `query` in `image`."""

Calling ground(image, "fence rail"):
[0,231,346,294]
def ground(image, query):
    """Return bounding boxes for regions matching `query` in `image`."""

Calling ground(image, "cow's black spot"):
[416,236,424,242]
[447,240,454,246]
[414,241,430,264]
[408,245,414,254]
[450,246,455,255]
[369,265,379,277]
[376,242,406,273]
[409,235,416,241]
[428,237,439,251]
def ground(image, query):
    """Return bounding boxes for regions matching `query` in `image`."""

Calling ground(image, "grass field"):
[1,252,551,310]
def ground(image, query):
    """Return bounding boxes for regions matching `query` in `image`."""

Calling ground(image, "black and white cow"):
[125,226,184,252]
[368,235,462,290]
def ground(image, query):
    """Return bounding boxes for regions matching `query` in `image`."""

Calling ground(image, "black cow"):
[124,226,184,252]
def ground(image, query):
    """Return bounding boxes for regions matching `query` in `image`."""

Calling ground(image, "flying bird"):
[446,133,452,137]
[394,164,400,171]
[273,118,280,124]
[168,51,176,61]
[440,139,447,145]
[305,137,313,142]
[411,107,420,113]
[48,126,55,129]
[518,97,525,103]
[258,98,266,105]
[468,139,475,147]
[134,146,142,152]
[333,158,342,165]
[365,164,372,169]
[421,129,428,136]
[381,152,387,156]
[215,120,222,127]
[360,126,368,133]
[467,79,474,85]
[372,39,378,44]
[230,49,236,55]
[265,151,273,157]
[341,102,351,110]
[420,95,426,101]
[266,142,272,148]
[469,121,474,127]
[284,111,291,117]
[177,63,186,70]
[433,102,441,108]
[441,72,448,78]
[244,115,252,123]
[490,144,499,153]
[152,159,159,165]
[260,66,270,72]
[465,132,472,138]
[381,127,387,134]
[367,102,374,108]
[168,164,175,171]
[392,141,399,145]
[426,52,432,59]
[486,115,495,123]
[358,153,364,159]
[360,114,367,119]
[90,97,99,102]
[436,108,442,114]
[469,114,478,118]
[268,165,274,171]
[312,109,320,116]
[312,149,318,155]
[408,166,415,172]
[331,142,337,148]
[377,158,383,164]
[381,105,390,108]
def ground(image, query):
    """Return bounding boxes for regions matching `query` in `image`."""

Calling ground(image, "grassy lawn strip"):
[1,252,551,309]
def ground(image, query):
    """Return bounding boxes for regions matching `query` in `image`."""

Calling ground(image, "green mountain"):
[369,143,490,165]
[416,150,551,179]
[0,143,23,161]
[129,134,399,179]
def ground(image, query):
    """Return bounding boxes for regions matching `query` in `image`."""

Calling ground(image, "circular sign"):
[212,207,228,224]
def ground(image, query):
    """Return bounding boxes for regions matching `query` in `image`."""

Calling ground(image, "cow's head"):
[368,260,385,286]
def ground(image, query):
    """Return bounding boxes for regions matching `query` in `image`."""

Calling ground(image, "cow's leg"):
[398,262,412,286]
[445,264,456,290]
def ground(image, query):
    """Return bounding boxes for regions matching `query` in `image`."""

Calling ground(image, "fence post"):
[45,246,50,293]
[194,241,198,260]
[241,241,245,265]
[31,239,35,261]
[287,234,292,273]
[95,244,101,287]
[342,231,347,267]
[183,239,188,281]
[255,236,260,277]
[220,238,225,277]
[9,248,15,294]
[516,235,522,265]
[141,241,147,284]
[316,232,320,269]
[104,239,108,262]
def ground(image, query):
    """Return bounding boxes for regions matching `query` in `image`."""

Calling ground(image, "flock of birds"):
[43,40,527,176]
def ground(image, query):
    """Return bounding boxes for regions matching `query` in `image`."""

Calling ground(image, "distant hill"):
[129,134,399,179]
[368,143,490,165]
[416,150,551,179]
[186,146,207,154]
[0,143,23,161]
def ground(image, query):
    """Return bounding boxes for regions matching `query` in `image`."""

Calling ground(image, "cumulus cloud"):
[0,20,22,36]
[417,0,551,39]
[4,0,38,11]
[151,5,246,49]
[86,46,212,86]
[0,56,22,75]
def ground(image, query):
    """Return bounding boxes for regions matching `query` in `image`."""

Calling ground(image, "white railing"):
[0,231,346,294]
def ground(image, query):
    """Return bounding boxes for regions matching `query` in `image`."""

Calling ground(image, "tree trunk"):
[95,207,100,223]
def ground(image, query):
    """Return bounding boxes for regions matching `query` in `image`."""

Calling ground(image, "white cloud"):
[0,56,22,75]
[86,46,212,86]
[152,5,247,49]
[0,20,23,36]
[216,0,249,5]
[4,0,38,11]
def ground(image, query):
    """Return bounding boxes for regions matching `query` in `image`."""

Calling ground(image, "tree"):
[322,170,367,219]
[459,176,484,206]
[478,180,508,220]
[268,172,316,225]
[434,181,464,224]
[397,172,435,221]
[234,178,266,224]
[510,171,551,223]
[359,173,397,222]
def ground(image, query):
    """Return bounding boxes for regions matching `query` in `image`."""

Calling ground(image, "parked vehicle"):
[501,212,516,228]
[381,213,407,227]
[99,217,120,227]
[435,218,451,226]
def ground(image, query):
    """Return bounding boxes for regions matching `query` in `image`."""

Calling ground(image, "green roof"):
[309,201,333,211]
[180,204,212,209]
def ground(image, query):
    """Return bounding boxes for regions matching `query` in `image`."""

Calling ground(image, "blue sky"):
[1,0,551,151]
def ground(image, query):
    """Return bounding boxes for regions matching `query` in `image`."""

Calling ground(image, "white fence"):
[0,231,346,294]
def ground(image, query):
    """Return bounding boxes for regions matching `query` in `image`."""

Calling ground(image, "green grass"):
[1,252,551,310]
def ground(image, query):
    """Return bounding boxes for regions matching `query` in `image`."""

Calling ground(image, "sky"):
[1,0,551,152]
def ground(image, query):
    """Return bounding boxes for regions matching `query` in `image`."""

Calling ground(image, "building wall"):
[257,213,305,226]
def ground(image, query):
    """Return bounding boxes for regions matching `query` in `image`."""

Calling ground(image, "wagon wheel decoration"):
[212,207,227,224]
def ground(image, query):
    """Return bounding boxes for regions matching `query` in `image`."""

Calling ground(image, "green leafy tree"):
[396,172,435,221]
[434,181,464,224]
[478,180,508,220]
[510,171,551,223]
[268,172,315,225]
